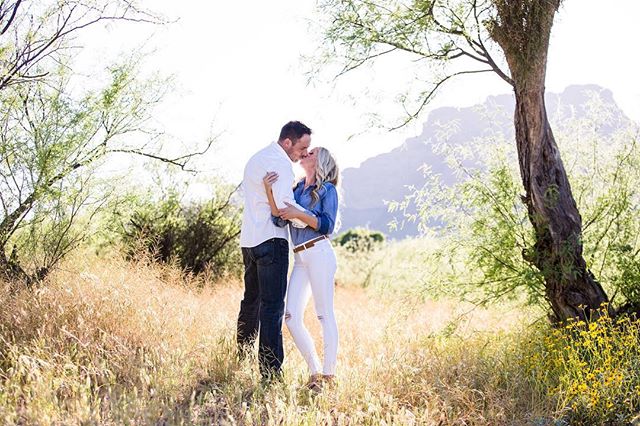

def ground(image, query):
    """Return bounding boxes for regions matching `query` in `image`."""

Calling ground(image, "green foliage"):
[319,0,481,65]
[524,309,640,424]
[334,237,440,291]
[488,0,561,76]
[121,184,242,279]
[0,1,159,92]
[0,57,167,282]
[0,1,175,284]
[611,244,640,307]
[393,97,640,310]
[9,176,107,281]
[332,228,386,289]
[315,1,512,129]
[333,227,385,252]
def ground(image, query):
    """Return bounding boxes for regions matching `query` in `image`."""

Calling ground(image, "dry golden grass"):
[0,249,564,425]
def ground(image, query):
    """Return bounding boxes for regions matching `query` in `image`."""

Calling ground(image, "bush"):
[391,99,640,312]
[523,309,640,424]
[121,185,242,279]
[332,228,388,289]
[333,227,385,252]
[0,59,169,284]
[333,237,439,291]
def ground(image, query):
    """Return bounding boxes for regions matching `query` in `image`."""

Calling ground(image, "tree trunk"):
[0,245,27,283]
[490,0,609,321]
[514,85,609,321]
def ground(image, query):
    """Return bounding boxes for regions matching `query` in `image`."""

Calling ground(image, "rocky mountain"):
[339,85,635,238]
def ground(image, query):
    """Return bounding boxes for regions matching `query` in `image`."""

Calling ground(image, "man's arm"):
[266,186,289,228]
[270,166,308,228]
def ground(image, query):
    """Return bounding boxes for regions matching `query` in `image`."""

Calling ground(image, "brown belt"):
[293,235,328,253]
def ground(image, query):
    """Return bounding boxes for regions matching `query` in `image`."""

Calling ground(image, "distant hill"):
[339,85,635,238]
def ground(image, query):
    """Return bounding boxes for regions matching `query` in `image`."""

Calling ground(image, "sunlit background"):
[74,0,639,183]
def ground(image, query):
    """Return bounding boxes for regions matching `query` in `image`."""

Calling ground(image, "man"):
[237,120,312,379]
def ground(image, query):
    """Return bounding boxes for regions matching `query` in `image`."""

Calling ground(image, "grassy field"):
[0,241,639,425]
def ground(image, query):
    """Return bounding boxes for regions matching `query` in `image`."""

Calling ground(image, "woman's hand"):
[278,202,302,221]
[263,172,279,191]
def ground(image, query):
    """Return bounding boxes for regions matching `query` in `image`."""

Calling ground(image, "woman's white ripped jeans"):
[285,239,338,375]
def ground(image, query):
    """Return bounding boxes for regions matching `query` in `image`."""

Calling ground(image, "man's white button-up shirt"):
[239,142,306,248]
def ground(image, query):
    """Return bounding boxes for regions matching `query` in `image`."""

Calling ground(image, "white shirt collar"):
[272,141,293,164]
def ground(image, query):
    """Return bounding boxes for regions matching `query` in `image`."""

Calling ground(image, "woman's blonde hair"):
[310,147,339,208]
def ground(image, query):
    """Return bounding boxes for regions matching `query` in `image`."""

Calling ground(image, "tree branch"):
[0,0,22,35]
[336,47,397,79]
[471,0,513,86]
[390,68,495,131]
[107,144,213,172]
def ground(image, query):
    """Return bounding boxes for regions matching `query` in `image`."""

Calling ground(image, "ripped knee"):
[317,315,324,321]
[284,311,292,322]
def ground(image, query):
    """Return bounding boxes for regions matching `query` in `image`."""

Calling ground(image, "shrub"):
[121,185,242,279]
[333,227,385,252]
[523,309,640,424]
[390,99,640,312]
[333,237,440,291]
[0,59,172,284]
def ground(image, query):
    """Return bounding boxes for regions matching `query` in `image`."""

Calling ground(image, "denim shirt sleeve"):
[316,184,338,235]
[271,215,288,228]
[271,207,316,228]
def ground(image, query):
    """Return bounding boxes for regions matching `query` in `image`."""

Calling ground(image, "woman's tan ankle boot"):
[321,374,336,388]
[306,374,323,392]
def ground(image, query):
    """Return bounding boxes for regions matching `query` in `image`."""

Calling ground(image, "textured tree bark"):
[490,0,609,321]
[514,86,609,321]
[0,194,35,282]
[0,246,27,283]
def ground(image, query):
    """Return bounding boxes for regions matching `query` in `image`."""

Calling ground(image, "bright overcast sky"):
[76,1,640,183]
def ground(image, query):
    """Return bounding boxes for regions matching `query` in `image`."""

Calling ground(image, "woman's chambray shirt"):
[273,180,339,246]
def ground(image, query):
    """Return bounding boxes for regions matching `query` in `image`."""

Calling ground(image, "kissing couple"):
[236,121,340,392]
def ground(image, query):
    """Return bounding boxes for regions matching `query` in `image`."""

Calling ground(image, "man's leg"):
[237,247,260,354]
[255,238,289,378]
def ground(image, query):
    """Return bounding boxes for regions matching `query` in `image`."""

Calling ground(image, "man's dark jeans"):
[237,237,289,377]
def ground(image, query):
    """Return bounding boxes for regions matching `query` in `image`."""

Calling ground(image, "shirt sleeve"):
[271,214,288,228]
[270,162,307,228]
[316,184,338,235]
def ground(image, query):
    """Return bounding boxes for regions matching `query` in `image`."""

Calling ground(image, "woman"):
[263,147,340,391]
